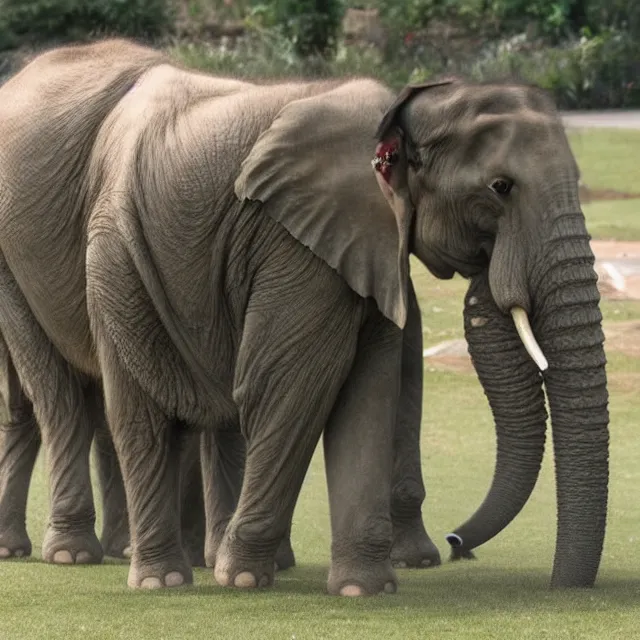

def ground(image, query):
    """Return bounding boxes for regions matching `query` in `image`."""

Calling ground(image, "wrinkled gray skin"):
[0,39,608,594]
[0,334,208,565]
[0,41,439,592]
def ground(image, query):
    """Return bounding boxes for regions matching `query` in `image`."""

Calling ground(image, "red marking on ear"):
[372,138,400,183]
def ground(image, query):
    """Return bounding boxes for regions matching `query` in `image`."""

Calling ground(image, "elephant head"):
[374,80,609,588]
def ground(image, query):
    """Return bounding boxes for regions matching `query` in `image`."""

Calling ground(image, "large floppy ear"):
[374,78,458,281]
[375,78,458,141]
[235,81,411,328]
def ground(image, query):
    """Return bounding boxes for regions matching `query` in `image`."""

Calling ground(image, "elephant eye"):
[489,178,513,196]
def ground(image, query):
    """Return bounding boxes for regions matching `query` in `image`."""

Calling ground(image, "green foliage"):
[248,0,343,59]
[0,0,174,49]
[464,29,640,108]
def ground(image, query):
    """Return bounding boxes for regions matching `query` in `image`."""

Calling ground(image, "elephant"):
[0,39,608,595]
[0,41,441,584]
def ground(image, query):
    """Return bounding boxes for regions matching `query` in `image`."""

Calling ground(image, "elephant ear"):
[235,81,412,328]
[375,78,458,141]
[373,78,459,281]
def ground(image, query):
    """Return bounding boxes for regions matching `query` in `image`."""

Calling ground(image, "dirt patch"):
[580,185,640,202]
[602,321,640,358]
[592,241,640,301]
[608,371,640,394]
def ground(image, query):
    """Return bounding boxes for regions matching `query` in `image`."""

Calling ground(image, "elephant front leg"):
[324,315,402,596]
[202,427,296,572]
[390,280,441,569]
[0,342,41,559]
[214,297,359,590]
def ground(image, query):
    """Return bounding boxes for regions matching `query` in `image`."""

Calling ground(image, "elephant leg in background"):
[92,386,131,560]
[0,335,41,558]
[389,279,441,568]
[323,312,402,596]
[0,258,102,565]
[178,429,206,567]
[201,428,296,572]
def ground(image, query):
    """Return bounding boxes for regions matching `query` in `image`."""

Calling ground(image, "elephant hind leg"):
[0,334,41,559]
[0,257,102,565]
[98,354,192,589]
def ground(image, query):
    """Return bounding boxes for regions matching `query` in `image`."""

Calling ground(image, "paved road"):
[562,111,640,129]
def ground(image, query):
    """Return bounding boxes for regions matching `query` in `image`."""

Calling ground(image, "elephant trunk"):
[448,206,609,589]
[532,211,609,588]
[445,271,547,558]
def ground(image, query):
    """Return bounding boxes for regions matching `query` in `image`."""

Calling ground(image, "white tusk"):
[510,307,549,372]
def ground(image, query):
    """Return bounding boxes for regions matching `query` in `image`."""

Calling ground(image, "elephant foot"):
[213,535,276,589]
[42,526,104,565]
[446,534,477,561]
[390,518,441,569]
[327,558,397,597]
[0,525,32,559]
[274,536,296,572]
[128,550,193,589]
[100,525,130,559]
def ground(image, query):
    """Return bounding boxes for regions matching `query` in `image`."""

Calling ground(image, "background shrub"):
[0,0,174,50]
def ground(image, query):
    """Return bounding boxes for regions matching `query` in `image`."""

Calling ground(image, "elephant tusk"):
[510,307,549,372]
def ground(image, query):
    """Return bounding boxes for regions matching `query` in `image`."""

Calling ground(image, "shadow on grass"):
[114,562,640,614]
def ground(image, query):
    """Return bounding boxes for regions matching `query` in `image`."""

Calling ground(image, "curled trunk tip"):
[446,533,463,548]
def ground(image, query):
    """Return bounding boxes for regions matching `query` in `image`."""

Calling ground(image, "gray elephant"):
[0,39,608,594]
[0,42,440,582]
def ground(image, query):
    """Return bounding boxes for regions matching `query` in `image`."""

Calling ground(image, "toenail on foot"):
[165,571,185,587]
[340,585,364,597]
[384,581,397,594]
[421,559,432,567]
[123,546,132,558]
[76,551,92,564]
[0,547,11,558]
[234,571,257,588]
[53,550,73,564]
[392,560,407,569]
[140,577,163,589]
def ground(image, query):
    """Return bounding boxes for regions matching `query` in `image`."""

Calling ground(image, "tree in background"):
[270,0,343,59]
[0,0,174,51]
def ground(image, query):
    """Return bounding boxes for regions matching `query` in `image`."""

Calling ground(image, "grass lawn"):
[1,129,640,639]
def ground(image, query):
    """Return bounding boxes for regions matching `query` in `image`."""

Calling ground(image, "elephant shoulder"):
[234,79,410,329]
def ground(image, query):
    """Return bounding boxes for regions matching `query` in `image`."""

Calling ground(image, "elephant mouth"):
[443,238,493,278]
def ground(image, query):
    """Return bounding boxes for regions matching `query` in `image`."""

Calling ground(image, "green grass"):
[583,199,640,241]
[567,128,640,240]
[2,131,640,638]
[3,267,640,640]
[568,129,640,194]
